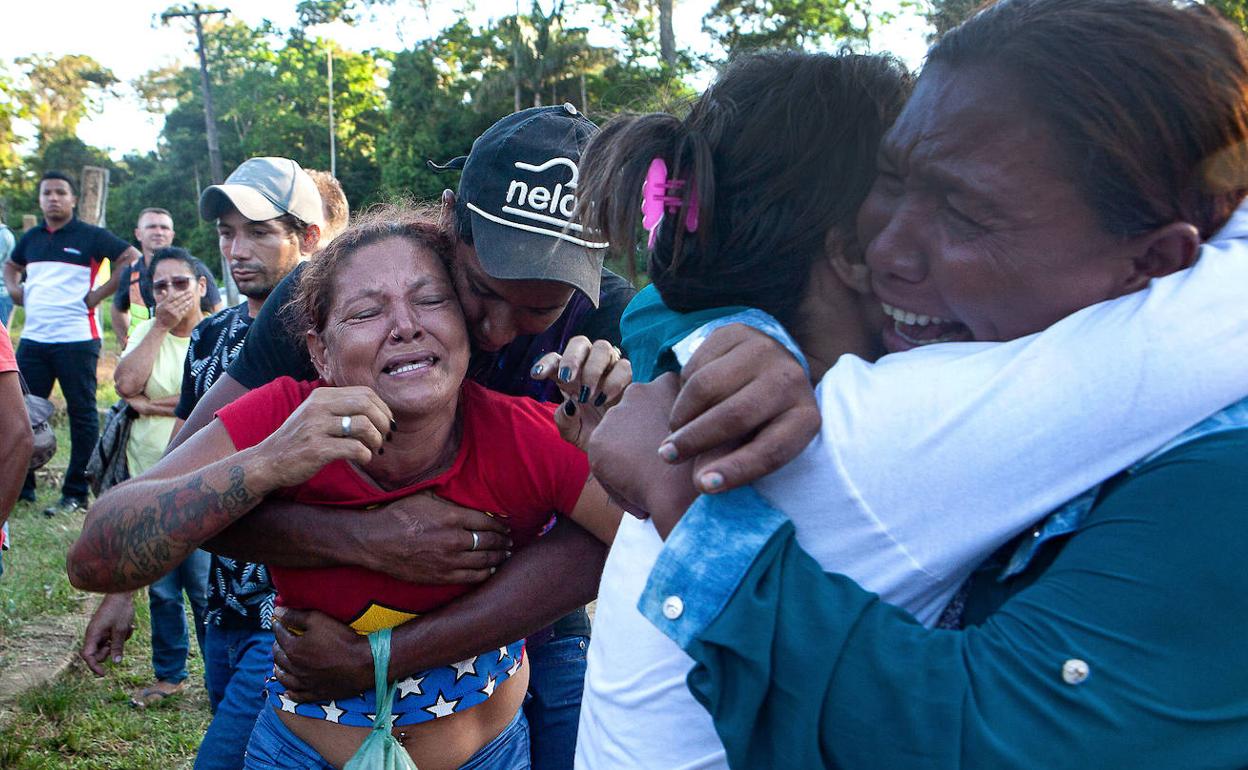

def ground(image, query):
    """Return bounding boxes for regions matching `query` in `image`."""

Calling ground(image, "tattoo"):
[71,465,259,590]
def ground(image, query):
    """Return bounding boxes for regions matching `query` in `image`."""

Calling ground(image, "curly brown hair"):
[289,203,455,335]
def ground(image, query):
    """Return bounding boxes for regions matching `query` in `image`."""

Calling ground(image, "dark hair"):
[578,51,911,327]
[147,246,198,281]
[928,0,1248,240]
[451,196,474,245]
[305,169,350,239]
[39,170,77,195]
[137,207,172,222]
[292,203,455,335]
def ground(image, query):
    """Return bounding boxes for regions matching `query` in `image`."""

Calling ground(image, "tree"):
[703,0,874,55]
[124,19,390,264]
[13,54,118,148]
[923,0,980,39]
[1206,0,1248,30]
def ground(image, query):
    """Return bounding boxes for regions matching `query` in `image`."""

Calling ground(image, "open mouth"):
[881,302,973,348]
[383,353,438,376]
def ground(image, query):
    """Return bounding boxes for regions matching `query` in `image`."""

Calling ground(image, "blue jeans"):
[149,549,210,683]
[196,625,274,770]
[16,338,100,499]
[244,701,531,769]
[524,635,589,770]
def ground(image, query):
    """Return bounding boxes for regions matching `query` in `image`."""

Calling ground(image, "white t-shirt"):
[575,203,1248,769]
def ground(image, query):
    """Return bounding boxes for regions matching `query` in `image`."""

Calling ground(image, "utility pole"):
[162,3,239,305]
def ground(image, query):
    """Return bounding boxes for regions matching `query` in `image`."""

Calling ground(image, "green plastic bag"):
[343,628,419,770]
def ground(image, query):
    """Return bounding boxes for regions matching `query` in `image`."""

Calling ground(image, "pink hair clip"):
[641,157,699,249]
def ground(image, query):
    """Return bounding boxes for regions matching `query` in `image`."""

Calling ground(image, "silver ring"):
[470,531,480,551]
[340,415,352,437]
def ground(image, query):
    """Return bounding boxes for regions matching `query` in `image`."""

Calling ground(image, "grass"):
[1,308,211,769]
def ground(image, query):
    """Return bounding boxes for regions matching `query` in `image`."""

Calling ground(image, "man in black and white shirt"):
[2,171,139,514]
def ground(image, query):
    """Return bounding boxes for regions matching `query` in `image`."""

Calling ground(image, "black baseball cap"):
[433,104,607,305]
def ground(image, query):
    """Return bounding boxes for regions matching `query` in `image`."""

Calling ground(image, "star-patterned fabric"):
[265,641,526,726]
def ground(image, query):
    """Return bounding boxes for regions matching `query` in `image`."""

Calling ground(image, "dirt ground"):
[0,608,93,727]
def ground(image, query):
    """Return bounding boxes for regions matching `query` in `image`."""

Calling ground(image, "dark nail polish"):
[593,393,607,407]
[564,400,577,416]
[578,386,590,404]
[378,446,385,456]
[531,363,545,377]
[559,366,572,383]
[389,418,398,432]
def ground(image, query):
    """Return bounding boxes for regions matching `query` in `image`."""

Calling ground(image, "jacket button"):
[1062,658,1090,685]
[662,595,684,620]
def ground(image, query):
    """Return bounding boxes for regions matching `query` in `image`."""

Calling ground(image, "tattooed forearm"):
[68,464,263,592]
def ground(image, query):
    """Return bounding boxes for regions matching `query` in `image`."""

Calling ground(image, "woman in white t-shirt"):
[113,245,211,709]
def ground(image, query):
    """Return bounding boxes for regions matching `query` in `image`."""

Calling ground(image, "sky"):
[0,0,931,160]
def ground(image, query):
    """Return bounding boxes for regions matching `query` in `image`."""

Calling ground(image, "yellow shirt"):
[123,319,190,475]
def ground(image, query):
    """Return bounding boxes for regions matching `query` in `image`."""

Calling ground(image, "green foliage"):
[12,55,118,148]
[703,0,873,55]
[922,0,982,39]
[1206,0,1248,30]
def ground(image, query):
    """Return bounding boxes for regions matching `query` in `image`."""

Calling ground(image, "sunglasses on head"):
[153,276,195,294]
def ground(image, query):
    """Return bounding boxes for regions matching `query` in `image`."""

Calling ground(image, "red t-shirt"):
[0,325,16,373]
[1,324,15,550]
[217,377,590,633]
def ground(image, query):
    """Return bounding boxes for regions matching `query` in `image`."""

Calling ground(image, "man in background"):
[111,207,224,349]
[3,171,138,515]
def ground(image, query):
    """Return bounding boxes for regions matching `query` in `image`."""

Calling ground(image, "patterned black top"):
[176,303,275,629]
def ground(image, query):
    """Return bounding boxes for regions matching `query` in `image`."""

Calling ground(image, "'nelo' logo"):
[503,157,582,227]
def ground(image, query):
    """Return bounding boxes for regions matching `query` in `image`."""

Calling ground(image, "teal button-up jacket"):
[642,425,1248,769]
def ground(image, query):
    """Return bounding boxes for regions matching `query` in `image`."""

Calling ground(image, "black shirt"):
[176,302,275,629]
[11,218,131,343]
[176,303,253,420]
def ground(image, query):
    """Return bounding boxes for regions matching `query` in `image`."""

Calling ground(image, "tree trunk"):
[658,0,677,67]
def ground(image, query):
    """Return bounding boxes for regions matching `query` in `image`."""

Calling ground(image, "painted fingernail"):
[658,442,679,462]
[578,386,590,404]
[389,418,398,432]
[564,400,577,416]
[593,393,607,407]
[378,446,385,455]
[559,366,572,383]
[700,471,725,491]
[531,363,545,377]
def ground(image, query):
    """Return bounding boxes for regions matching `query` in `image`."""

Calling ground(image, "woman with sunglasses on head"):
[113,245,212,708]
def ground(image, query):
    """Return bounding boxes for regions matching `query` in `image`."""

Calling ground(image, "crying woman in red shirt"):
[74,208,624,770]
